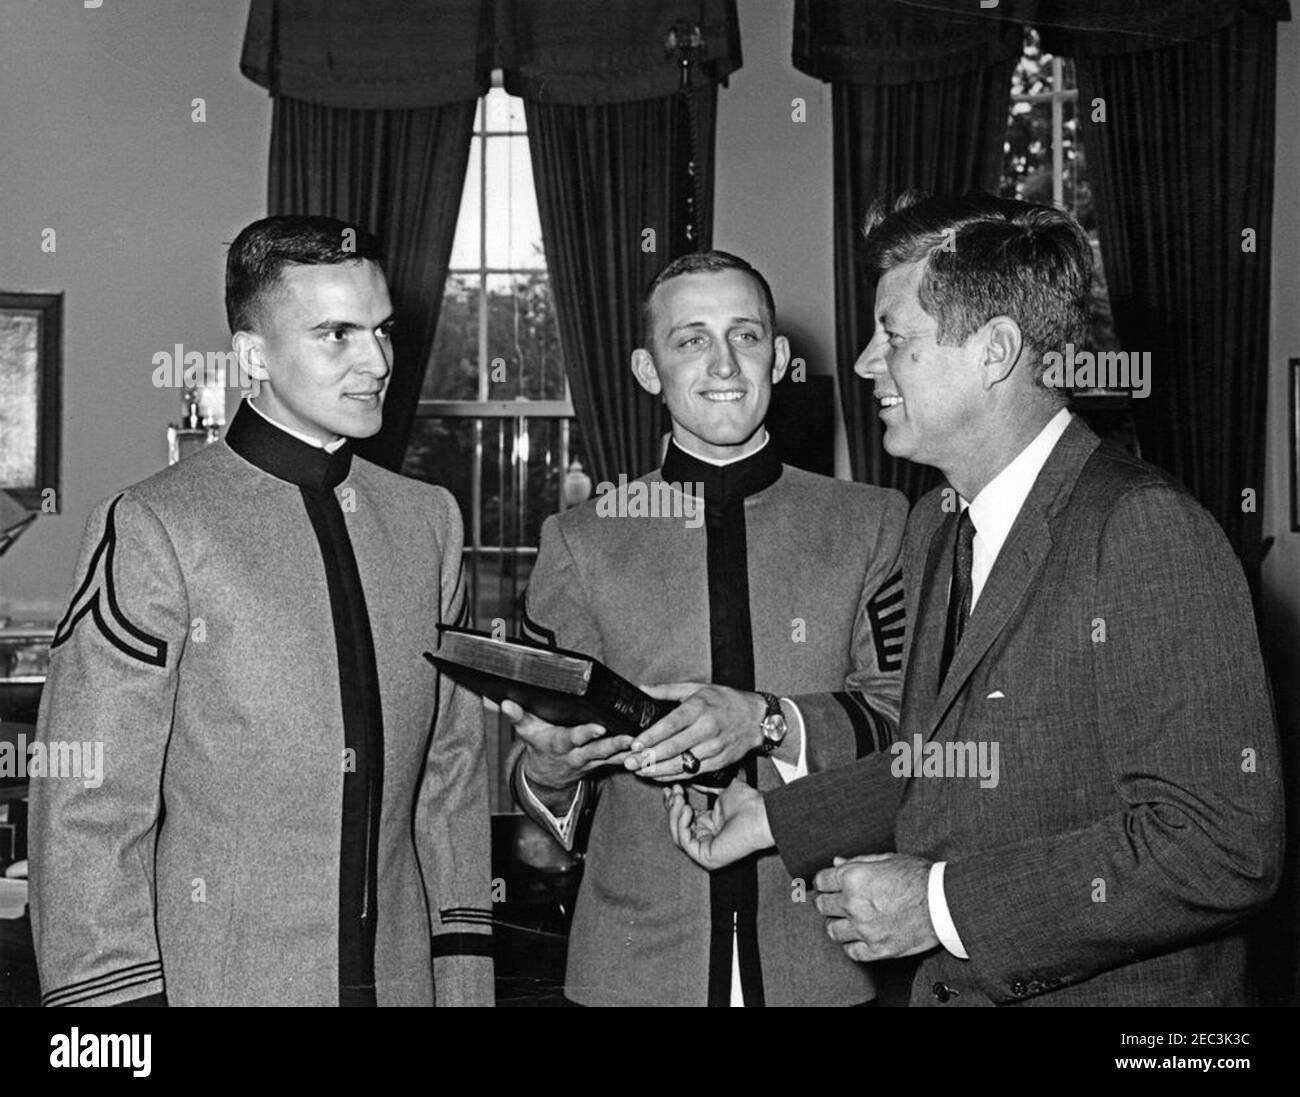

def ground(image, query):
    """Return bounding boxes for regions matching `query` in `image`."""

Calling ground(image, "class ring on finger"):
[681,750,701,775]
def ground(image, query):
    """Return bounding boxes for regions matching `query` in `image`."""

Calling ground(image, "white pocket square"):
[986,690,1006,699]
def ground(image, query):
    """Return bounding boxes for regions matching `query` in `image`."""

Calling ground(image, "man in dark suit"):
[659,193,1285,1006]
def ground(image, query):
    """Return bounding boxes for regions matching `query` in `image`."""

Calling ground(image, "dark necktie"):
[939,507,976,687]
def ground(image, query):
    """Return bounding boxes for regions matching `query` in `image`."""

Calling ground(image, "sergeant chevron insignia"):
[867,569,905,672]
[51,495,169,667]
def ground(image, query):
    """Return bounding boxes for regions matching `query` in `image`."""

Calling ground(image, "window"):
[403,81,582,634]
[1001,30,1136,451]
[401,79,583,808]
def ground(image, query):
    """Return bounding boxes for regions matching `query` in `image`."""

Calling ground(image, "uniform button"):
[1011,980,1028,997]
[932,981,951,1002]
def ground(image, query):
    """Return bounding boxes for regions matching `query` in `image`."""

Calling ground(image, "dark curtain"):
[525,87,719,483]
[506,0,740,483]
[241,0,492,108]
[1073,11,1281,587]
[1032,0,1288,56]
[832,68,1017,498]
[266,98,478,470]
[795,0,1020,497]
[499,0,740,103]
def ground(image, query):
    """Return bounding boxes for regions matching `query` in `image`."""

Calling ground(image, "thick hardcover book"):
[426,627,733,788]
[426,627,675,735]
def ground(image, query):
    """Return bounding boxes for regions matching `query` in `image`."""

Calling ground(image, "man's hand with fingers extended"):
[501,699,635,813]
[626,682,775,780]
[664,778,774,870]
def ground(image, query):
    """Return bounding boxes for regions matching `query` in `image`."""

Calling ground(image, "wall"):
[714,0,849,477]
[1259,15,1300,1001]
[0,0,270,619]
[1263,23,1300,715]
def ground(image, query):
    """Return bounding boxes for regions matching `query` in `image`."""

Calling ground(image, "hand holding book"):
[426,628,738,788]
[502,698,635,798]
[622,682,764,784]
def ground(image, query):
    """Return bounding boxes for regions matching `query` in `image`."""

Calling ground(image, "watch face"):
[762,714,787,743]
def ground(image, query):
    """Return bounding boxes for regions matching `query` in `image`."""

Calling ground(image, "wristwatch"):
[756,691,788,756]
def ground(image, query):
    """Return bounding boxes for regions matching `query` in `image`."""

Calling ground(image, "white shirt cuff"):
[928,861,969,960]
[519,767,581,846]
[769,699,808,784]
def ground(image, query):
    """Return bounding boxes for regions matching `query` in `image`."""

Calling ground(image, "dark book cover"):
[426,627,676,735]
[425,627,733,787]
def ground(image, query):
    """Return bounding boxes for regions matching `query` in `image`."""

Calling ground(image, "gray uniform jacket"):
[517,444,908,1006]
[30,405,493,1006]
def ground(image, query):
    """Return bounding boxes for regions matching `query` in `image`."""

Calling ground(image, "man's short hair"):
[863,192,1093,382]
[225,215,383,334]
[640,250,777,349]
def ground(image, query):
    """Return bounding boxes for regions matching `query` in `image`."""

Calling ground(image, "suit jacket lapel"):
[925,418,1103,737]
[904,510,956,733]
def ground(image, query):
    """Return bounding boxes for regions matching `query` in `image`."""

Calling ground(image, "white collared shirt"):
[928,407,1073,960]
[245,397,348,454]
[966,408,1073,611]
[672,429,771,467]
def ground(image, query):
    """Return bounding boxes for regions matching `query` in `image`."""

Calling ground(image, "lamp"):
[563,461,592,508]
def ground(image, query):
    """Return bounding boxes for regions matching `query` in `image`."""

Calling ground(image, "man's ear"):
[770,334,791,385]
[978,317,1024,391]
[233,330,270,383]
[631,348,661,396]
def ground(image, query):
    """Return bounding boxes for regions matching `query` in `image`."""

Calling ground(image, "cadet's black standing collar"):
[225,401,353,493]
[660,437,783,510]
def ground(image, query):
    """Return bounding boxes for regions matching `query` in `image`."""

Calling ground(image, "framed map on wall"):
[0,292,62,511]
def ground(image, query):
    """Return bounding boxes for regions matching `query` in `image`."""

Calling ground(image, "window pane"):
[405,415,581,541]
[481,417,508,549]
[448,141,482,271]
[480,417,582,551]
[483,135,545,270]
[484,273,566,401]
[402,417,475,524]
[521,418,568,547]
[1002,99,1052,200]
[423,273,481,399]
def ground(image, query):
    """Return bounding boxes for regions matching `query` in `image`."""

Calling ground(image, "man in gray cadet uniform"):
[31,215,494,1007]
[507,250,910,1006]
